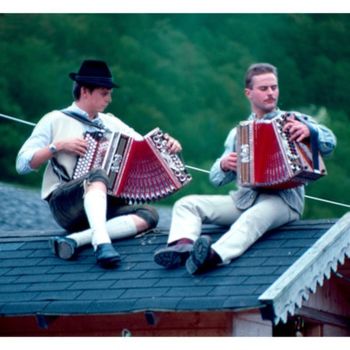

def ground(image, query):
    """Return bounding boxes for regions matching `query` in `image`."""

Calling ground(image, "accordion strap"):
[60,109,108,131]
[292,113,320,172]
[308,125,320,171]
[50,157,71,182]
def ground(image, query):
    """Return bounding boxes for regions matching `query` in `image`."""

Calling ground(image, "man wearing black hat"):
[16,59,182,268]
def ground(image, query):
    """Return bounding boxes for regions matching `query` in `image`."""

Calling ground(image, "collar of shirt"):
[68,102,106,130]
[248,108,282,121]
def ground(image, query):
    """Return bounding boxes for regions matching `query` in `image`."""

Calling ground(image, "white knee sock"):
[83,189,111,249]
[68,215,138,248]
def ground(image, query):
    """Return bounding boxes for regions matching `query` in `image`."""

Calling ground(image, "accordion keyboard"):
[72,132,108,180]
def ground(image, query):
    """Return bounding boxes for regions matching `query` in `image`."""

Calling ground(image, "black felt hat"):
[69,60,119,88]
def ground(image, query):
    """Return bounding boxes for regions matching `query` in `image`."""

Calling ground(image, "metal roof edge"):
[258,211,350,325]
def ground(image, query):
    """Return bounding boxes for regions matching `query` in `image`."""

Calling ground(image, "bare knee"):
[131,215,150,232]
[133,206,159,232]
[85,169,109,193]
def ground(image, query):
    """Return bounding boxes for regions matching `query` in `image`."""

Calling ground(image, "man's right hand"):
[30,138,88,170]
[220,152,237,172]
[56,138,88,156]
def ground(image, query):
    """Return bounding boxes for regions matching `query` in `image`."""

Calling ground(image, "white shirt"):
[16,103,142,174]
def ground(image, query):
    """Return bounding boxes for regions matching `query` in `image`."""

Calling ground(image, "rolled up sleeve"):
[209,128,237,187]
[295,113,337,157]
[16,115,52,174]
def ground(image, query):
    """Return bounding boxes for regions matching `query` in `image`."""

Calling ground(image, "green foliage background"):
[0,13,349,219]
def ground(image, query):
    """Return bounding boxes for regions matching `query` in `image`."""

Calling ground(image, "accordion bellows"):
[236,115,327,190]
[73,128,192,202]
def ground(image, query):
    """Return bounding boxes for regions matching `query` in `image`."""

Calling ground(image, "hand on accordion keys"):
[52,137,89,157]
[282,113,311,143]
[163,133,182,154]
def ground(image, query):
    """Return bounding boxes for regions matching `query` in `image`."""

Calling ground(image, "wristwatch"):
[48,143,58,155]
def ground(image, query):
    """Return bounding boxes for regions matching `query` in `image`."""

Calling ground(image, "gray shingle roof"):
[0,182,346,323]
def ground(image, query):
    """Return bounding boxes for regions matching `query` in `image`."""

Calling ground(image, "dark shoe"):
[95,243,121,268]
[49,236,78,260]
[186,235,221,275]
[154,243,193,269]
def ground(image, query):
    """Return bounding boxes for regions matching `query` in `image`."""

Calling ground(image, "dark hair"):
[245,63,278,89]
[72,82,98,100]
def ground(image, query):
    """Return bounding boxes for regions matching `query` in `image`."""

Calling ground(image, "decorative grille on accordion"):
[236,114,327,190]
[72,128,192,202]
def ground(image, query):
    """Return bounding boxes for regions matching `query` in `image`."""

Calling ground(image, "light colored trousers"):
[168,194,299,264]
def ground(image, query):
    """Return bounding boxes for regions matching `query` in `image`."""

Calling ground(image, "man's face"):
[85,87,113,113]
[245,73,279,117]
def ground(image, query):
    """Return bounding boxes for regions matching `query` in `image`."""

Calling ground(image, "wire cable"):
[186,164,350,209]
[2,112,349,209]
[0,113,36,126]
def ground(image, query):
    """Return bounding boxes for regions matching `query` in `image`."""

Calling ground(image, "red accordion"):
[72,128,192,202]
[236,115,327,190]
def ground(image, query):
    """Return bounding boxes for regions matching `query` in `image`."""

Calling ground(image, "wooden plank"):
[295,306,350,329]
[232,310,272,336]
[0,311,234,336]
[303,269,350,319]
